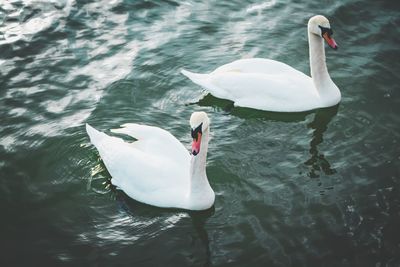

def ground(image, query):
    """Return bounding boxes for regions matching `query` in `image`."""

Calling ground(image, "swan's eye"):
[191,123,203,141]
[319,25,333,37]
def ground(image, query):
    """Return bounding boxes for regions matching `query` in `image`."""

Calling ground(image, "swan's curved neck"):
[189,128,213,209]
[308,31,341,106]
[308,31,331,90]
[190,129,209,189]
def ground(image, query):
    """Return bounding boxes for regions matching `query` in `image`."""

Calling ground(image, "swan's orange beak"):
[323,32,338,50]
[191,132,202,156]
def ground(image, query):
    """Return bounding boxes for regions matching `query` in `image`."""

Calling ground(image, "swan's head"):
[308,15,338,50]
[190,112,210,156]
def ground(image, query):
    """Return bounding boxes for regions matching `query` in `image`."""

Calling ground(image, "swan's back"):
[214,58,306,78]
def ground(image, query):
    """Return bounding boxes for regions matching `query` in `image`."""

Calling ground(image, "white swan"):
[86,112,215,210]
[181,15,341,112]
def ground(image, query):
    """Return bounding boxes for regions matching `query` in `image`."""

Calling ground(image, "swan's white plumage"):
[181,15,341,112]
[86,121,213,210]
[182,58,318,112]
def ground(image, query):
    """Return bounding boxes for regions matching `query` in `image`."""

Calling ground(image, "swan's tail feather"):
[86,123,108,146]
[181,69,210,84]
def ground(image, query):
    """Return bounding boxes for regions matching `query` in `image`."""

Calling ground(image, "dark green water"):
[1,0,399,266]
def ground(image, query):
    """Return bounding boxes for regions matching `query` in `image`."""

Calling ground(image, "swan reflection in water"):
[86,173,215,265]
[196,94,339,178]
[304,105,338,178]
[111,192,214,266]
[187,208,214,267]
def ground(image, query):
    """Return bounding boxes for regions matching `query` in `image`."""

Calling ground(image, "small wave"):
[246,0,276,14]
[0,0,75,45]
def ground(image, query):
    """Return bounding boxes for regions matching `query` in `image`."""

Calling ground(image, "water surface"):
[1,0,399,266]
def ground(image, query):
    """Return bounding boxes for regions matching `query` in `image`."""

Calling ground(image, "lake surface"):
[1,0,399,266]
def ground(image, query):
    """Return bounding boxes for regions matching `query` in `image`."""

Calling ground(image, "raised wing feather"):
[111,123,190,164]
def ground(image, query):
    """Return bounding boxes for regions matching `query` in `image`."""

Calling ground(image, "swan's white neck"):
[188,129,214,209]
[309,32,329,87]
[308,31,340,105]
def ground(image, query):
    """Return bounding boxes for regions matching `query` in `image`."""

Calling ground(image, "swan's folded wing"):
[210,72,318,112]
[111,123,190,164]
[96,138,190,206]
[87,124,191,207]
